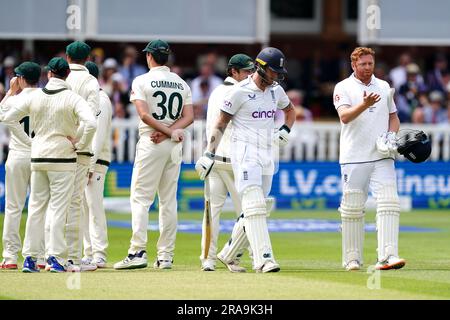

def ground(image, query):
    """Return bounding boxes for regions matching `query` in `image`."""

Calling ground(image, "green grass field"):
[1,209,450,300]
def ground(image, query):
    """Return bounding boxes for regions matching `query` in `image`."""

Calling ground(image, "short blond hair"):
[351,47,375,62]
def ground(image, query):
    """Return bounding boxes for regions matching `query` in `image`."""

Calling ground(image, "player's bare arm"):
[134,99,174,137]
[282,103,295,129]
[337,91,381,124]
[207,110,233,154]
[388,112,400,133]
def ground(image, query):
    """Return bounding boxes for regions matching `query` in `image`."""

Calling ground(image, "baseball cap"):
[14,61,41,82]
[85,61,99,79]
[142,39,170,55]
[66,41,91,60]
[228,54,255,70]
[45,57,70,77]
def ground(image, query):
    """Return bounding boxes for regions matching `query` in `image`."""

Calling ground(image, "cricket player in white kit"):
[64,41,100,271]
[196,47,295,273]
[0,62,44,269]
[333,47,405,271]
[200,54,255,272]
[1,57,96,272]
[81,61,112,269]
[114,40,193,270]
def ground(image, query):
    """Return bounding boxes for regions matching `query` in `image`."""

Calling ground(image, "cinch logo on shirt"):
[252,110,276,119]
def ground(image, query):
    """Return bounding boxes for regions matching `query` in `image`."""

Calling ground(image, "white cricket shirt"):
[220,76,290,149]
[130,66,192,137]
[206,76,237,160]
[333,73,397,164]
[0,87,38,155]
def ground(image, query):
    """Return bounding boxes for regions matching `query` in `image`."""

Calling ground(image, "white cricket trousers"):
[340,159,400,263]
[200,164,242,264]
[22,170,76,264]
[128,137,182,261]
[82,170,109,260]
[2,151,31,264]
[65,158,90,264]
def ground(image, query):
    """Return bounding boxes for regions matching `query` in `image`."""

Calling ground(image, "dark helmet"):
[396,129,432,163]
[255,47,287,83]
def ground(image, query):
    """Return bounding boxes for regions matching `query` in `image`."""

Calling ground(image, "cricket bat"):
[202,177,212,259]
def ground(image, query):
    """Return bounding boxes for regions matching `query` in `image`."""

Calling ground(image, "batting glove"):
[273,125,291,147]
[376,131,397,157]
[195,151,215,180]
[386,131,398,153]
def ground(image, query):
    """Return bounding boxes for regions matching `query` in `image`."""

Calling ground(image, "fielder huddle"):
[0,41,416,274]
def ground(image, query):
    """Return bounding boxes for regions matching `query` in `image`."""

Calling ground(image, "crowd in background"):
[1,44,450,162]
[2,44,450,125]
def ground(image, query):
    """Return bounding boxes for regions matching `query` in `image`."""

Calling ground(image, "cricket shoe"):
[375,256,406,270]
[345,260,361,271]
[80,259,97,272]
[93,257,107,268]
[1,259,18,270]
[153,259,173,269]
[22,256,40,273]
[201,259,216,271]
[217,253,246,273]
[257,261,280,273]
[114,250,147,270]
[47,256,66,273]
[67,260,81,272]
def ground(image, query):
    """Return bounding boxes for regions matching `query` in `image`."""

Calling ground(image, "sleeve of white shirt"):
[86,78,100,117]
[72,94,97,151]
[89,94,112,172]
[184,84,193,105]
[276,86,290,109]
[1,96,32,147]
[388,86,397,114]
[130,77,146,102]
[333,82,351,109]
[220,87,241,115]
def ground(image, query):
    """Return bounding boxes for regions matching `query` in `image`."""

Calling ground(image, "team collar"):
[149,66,170,72]
[351,73,376,86]
[69,63,88,72]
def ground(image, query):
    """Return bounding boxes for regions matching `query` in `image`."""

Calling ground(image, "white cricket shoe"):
[345,260,361,271]
[201,259,216,271]
[66,260,81,272]
[81,259,98,272]
[257,261,280,273]
[153,259,173,269]
[217,254,246,273]
[93,257,107,268]
[114,251,148,270]
[375,256,406,270]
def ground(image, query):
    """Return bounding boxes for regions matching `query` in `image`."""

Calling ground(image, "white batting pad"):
[218,214,248,263]
[265,197,275,217]
[339,189,366,266]
[244,214,274,270]
[376,184,401,261]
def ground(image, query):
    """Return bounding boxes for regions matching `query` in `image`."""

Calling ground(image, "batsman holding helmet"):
[333,47,405,271]
[200,53,255,272]
[114,40,193,270]
[196,47,295,273]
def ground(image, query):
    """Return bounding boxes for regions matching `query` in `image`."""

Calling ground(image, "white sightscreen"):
[358,0,450,45]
